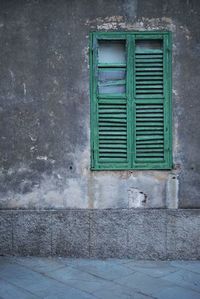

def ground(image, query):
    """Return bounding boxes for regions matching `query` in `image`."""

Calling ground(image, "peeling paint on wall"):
[128,188,147,208]
[85,16,178,32]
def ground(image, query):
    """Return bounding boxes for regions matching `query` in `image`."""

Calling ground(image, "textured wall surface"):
[0,0,199,209]
[0,209,200,259]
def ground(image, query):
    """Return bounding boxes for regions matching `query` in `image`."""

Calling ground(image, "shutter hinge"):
[93,148,95,161]
[92,142,97,161]
[91,147,95,168]
[90,46,94,55]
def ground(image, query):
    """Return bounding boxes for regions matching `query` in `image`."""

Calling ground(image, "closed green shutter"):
[90,35,131,170]
[97,99,129,165]
[133,34,172,169]
[90,32,172,170]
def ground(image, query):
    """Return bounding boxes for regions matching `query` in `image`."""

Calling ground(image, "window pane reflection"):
[98,40,126,64]
[98,69,126,94]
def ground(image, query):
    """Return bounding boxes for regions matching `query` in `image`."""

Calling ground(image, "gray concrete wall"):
[0,209,200,259]
[0,0,199,209]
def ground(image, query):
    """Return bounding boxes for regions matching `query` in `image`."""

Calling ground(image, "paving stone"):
[12,256,65,273]
[66,258,131,269]
[155,286,200,299]
[128,210,167,260]
[166,210,200,259]
[170,261,200,274]
[0,211,13,255]
[93,282,151,299]
[37,282,95,299]
[0,262,94,298]
[46,265,114,293]
[0,256,14,264]
[122,261,178,278]
[90,210,129,258]
[51,210,90,257]
[132,294,154,299]
[0,261,52,286]
[114,271,174,297]
[40,284,95,299]
[1,257,200,299]
[60,258,101,268]
[12,211,51,256]
[162,269,200,292]
[68,259,134,280]
[0,278,38,299]
[106,258,134,265]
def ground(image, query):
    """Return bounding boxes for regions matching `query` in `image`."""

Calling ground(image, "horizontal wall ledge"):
[0,209,199,260]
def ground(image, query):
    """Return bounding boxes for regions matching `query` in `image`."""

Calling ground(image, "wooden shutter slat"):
[137,153,164,157]
[136,59,163,63]
[136,122,163,125]
[136,113,163,117]
[135,54,163,59]
[99,136,127,140]
[135,49,163,54]
[137,144,164,149]
[99,158,127,162]
[136,140,164,144]
[99,140,127,144]
[99,144,127,148]
[135,72,163,76]
[136,81,163,85]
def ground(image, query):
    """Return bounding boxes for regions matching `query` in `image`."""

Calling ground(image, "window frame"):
[90,31,172,170]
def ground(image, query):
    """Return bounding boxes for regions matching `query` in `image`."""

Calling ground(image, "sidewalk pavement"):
[0,257,199,299]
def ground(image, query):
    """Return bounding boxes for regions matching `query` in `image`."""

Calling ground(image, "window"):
[90,32,172,170]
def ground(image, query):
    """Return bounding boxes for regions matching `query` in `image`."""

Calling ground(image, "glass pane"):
[98,40,126,64]
[99,85,125,94]
[99,69,125,81]
[98,69,126,94]
[136,39,163,50]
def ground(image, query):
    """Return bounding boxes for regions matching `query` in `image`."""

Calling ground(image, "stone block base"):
[0,209,199,259]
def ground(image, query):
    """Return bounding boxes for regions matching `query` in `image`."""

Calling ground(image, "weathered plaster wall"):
[0,0,199,209]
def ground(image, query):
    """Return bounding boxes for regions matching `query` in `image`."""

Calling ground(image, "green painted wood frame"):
[90,31,172,170]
